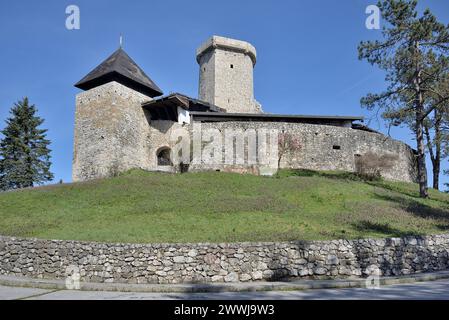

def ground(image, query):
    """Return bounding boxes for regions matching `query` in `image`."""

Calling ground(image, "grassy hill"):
[0,169,449,243]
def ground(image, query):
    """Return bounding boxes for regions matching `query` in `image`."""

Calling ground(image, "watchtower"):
[196,36,261,113]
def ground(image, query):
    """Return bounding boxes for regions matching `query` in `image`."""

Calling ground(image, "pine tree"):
[0,98,54,190]
[383,69,449,190]
[358,0,449,198]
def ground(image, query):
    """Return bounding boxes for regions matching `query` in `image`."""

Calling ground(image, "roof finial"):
[119,34,123,48]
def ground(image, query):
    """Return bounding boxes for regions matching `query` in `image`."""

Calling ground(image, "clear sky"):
[0,0,448,187]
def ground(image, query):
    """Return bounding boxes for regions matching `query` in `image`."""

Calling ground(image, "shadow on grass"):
[367,180,449,207]
[366,180,421,200]
[374,193,449,223]
[351,220,421,238]
[282,170,449,206]
[278,169,365,182]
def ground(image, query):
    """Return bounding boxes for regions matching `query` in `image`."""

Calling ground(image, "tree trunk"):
[414,41,428,198]
[416,118,429,198]
[433,161,440,190]
[424,111,441,191]
[433,110,441,190]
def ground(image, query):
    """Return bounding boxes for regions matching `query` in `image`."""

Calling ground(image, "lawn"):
[0,169,449,243]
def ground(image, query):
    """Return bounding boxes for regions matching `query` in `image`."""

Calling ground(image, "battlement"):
[196,35,257,66]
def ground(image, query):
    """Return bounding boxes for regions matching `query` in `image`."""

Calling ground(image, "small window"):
[333,145,341,150]
[230,64,234,69]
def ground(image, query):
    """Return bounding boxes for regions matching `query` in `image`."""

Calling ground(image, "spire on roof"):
[74,47,163,98]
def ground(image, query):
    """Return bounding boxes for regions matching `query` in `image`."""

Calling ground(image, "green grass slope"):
[1,169,449,243]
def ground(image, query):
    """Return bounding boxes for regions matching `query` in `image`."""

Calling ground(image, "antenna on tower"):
[119,34,123,48]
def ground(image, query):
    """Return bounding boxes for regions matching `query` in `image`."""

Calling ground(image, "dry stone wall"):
[1,234,448,284]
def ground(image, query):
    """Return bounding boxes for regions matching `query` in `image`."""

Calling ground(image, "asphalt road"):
[1,278,449,300]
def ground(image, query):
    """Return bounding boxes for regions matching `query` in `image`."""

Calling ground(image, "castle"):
[72,36,417,182]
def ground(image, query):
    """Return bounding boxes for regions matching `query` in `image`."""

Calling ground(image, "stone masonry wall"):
[197,37,260,114]
[1,234,448,284]
[145,120,188,172]
[191,121,417,182]
[72,81,152,181]
[72,83,417,183]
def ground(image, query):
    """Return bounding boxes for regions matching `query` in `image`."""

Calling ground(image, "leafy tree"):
[358,0,449,197]
[0,98,53,190]
[277,131,301,170]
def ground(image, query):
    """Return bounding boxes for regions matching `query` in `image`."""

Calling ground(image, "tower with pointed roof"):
[72,47,163,181]
[74,48,163,98]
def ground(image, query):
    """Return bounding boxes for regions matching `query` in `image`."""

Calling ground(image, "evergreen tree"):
[358,0,449,198]
[0,98,53,190]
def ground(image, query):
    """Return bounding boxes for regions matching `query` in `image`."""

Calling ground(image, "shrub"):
[354,152,398,181]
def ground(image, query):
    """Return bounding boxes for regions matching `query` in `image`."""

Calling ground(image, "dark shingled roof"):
[74,48,163,98]
[142,93,224,121]
[142,93,364,126]
[189,111,363,126]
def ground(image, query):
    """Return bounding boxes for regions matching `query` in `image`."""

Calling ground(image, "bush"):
[355,152,398,181]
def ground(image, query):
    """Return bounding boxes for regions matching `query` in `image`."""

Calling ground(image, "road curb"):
[1,271,449,293]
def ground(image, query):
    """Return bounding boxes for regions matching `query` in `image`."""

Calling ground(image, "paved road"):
[1,278,449,300]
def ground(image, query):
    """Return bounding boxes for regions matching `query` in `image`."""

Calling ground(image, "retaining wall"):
[1,234,448,284]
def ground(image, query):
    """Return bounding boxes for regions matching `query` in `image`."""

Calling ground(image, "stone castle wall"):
[72,83,417,183]
[1,234,448,284]
[190,121,417,182]
[146,120,187,172]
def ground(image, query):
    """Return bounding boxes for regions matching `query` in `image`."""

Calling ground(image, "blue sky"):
[0,0,448,187]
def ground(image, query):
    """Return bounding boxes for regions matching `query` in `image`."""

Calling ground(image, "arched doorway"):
[156,147,172,166]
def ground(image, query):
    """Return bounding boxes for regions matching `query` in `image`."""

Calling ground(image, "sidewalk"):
[1,270,449,293]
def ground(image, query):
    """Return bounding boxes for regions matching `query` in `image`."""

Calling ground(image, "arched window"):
[157,147,172,166]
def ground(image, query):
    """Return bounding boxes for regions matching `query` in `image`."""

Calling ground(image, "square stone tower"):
[196,36,262,113]
[72,47,163,181]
